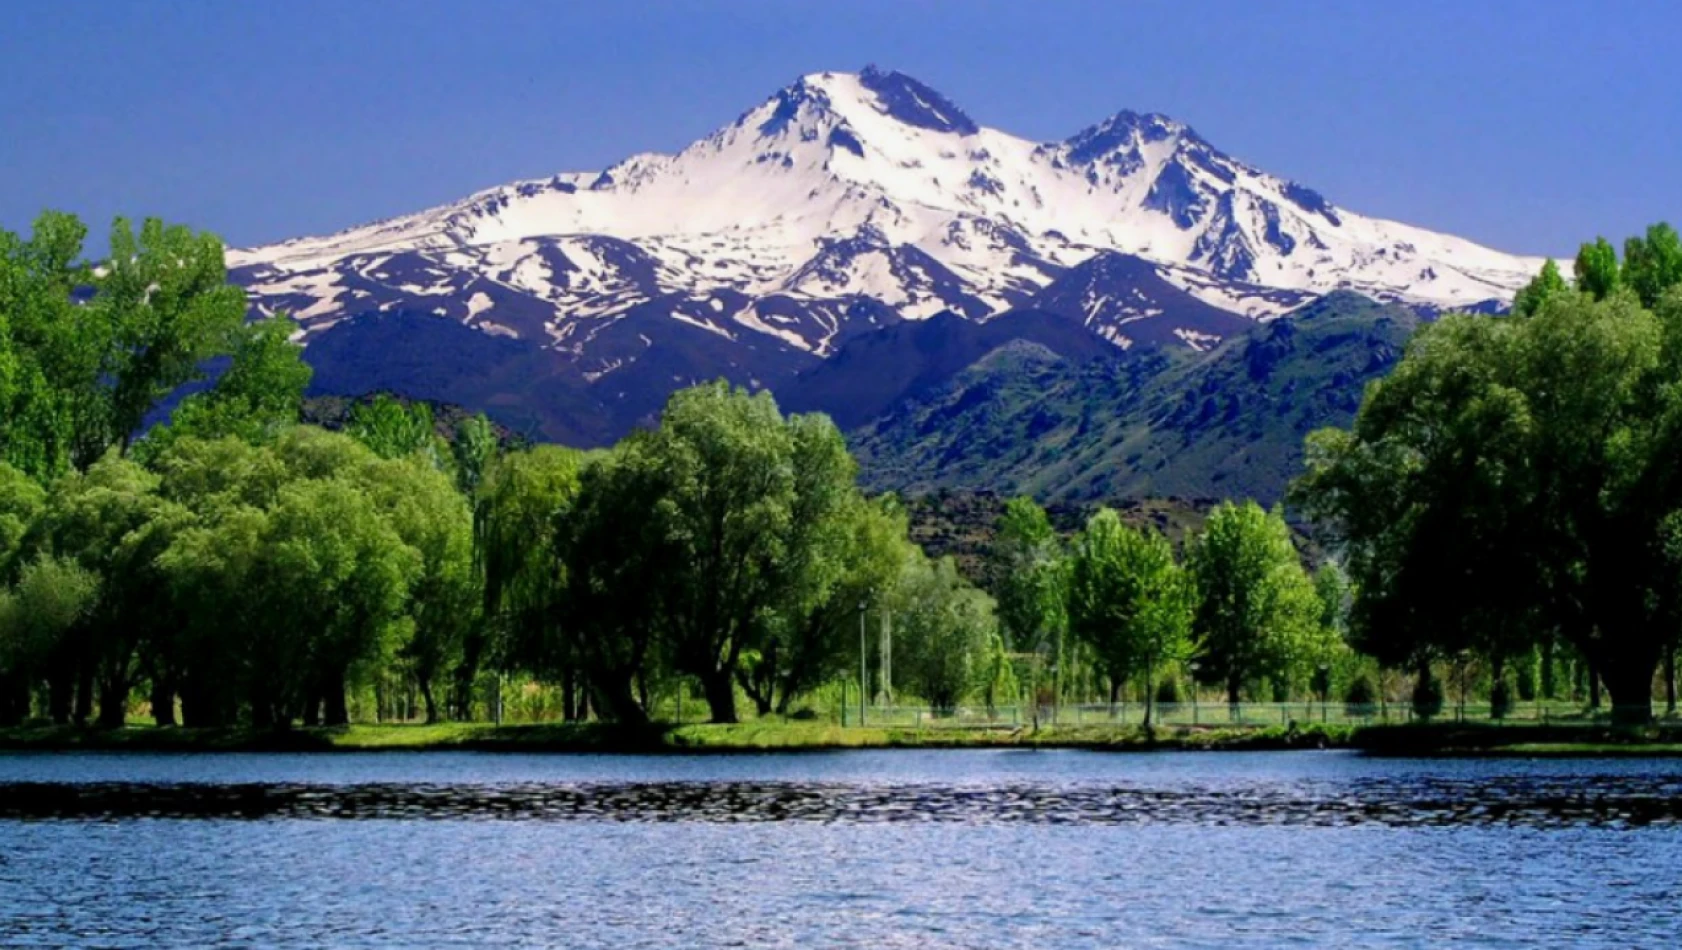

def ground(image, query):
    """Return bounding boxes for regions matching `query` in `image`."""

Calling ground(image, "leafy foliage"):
[1296,223,1682,722]
[1187,501,1321,706]
[1066,508,1194,715]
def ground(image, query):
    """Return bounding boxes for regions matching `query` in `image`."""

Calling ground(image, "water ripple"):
[4,776,1680,827]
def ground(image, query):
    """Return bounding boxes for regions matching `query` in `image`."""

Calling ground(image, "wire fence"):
[834,700,1673,729]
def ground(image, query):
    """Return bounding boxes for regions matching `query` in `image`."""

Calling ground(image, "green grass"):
[6,718,1679,756]
[0,720,1353,754]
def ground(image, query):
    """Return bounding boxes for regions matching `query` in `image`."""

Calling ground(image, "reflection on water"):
[4,774,1682,827]
[2,752,1680,948]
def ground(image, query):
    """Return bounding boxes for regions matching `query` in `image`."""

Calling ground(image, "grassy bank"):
[0,720,1352,754]
[3,719,1679,756]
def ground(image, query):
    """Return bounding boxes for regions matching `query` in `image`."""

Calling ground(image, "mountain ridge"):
[234,66,1542,369]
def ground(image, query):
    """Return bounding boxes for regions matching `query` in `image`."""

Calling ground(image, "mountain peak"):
[234,67,1549,371]
[854,65,979,135]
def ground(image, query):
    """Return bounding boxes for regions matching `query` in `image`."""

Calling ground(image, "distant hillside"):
[904,490,1220,588]
[852,292,1420,504]
[779,308,1115,429]
[300,392,523,447]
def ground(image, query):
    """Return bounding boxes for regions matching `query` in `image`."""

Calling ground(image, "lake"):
[1,750,1678,947]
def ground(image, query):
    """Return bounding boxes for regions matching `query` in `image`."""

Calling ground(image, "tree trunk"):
[47,667,73,725]
[0,674,28,727]
[452,629,486,721]
[301,689,321,727]
[150,675,176,727]
[1226,672,1241,720]
[1540,639,1558,700]
[1602,660,1654,726]
[591,677,650,727]
[250,678,276,729]
[96,675,129,729]
[1143,656,1155,729]
[324,676,350,727]
[73,661,94,726]
[701,670,737,723]
[1588,663,1603,710]
[420,680,438,724]
[1108,678,1121,705]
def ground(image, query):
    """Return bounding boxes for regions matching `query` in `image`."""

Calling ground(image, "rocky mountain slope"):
[850,292,1421,503]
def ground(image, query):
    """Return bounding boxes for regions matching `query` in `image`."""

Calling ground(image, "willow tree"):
[0,555,99,726]
[22,455,188,727]
[474,445,585,718]
[601,382,862,723]
[261,477,419,726]
[550,441,670,724]
[1297,254,1682,723]
[361,454,478,723]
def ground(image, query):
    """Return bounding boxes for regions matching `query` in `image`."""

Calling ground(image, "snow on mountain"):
[231,65,1547,366]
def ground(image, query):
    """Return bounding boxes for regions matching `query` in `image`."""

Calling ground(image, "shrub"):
[1155,677,1181,705]
[1412,667,1444,720]
[1343,674,1377,716]
[1490,678,1513,720]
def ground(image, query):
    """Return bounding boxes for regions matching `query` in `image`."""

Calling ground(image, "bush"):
[1412,667,1444,720]
[1343,674,1377,715]
[1490,678,1513,720]
[1517,649,1540,702]
[1155,678,1181,705]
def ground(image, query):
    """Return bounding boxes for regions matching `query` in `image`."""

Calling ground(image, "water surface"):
[1,751,1677,947]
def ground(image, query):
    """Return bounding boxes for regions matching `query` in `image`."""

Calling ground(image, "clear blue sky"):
[2,0,1676,257]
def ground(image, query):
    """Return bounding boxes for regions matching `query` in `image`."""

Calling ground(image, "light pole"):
[858,598,868,727]
[880,604,892,710]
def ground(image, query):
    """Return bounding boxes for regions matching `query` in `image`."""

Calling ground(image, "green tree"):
[157,503,271,726]
[0,211,96,477]
[348,394,440,463]
[0,462,46,575]
[450,413,500,499]
[1622,222,1682,308]
[1574,237,1621,300]
[24,455,187,726]
[618,382,857,723]
[1513,259,1567,317]
[893,555,995,713]
[1065,508,1195,723]
[733,414,888,716]
[475,445,586,718]
[550,443,671,724]
[740,493,913,716]
[0,555,100,726]
[158,315,311,447]
[360,455,478,723]
[0,212,246,475]
[261,477,420,726]
[1297,286,1682,723]
[1187,501,1319,710]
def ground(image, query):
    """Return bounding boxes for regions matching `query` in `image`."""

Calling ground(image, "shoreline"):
[2,720,1680,757]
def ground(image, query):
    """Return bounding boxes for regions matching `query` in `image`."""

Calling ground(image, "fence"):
[836,700,1667,729]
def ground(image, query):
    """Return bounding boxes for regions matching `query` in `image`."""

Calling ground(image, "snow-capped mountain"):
[231,66,1547,397]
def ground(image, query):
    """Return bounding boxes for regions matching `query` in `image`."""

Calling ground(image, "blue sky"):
[2,0,1676,257]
